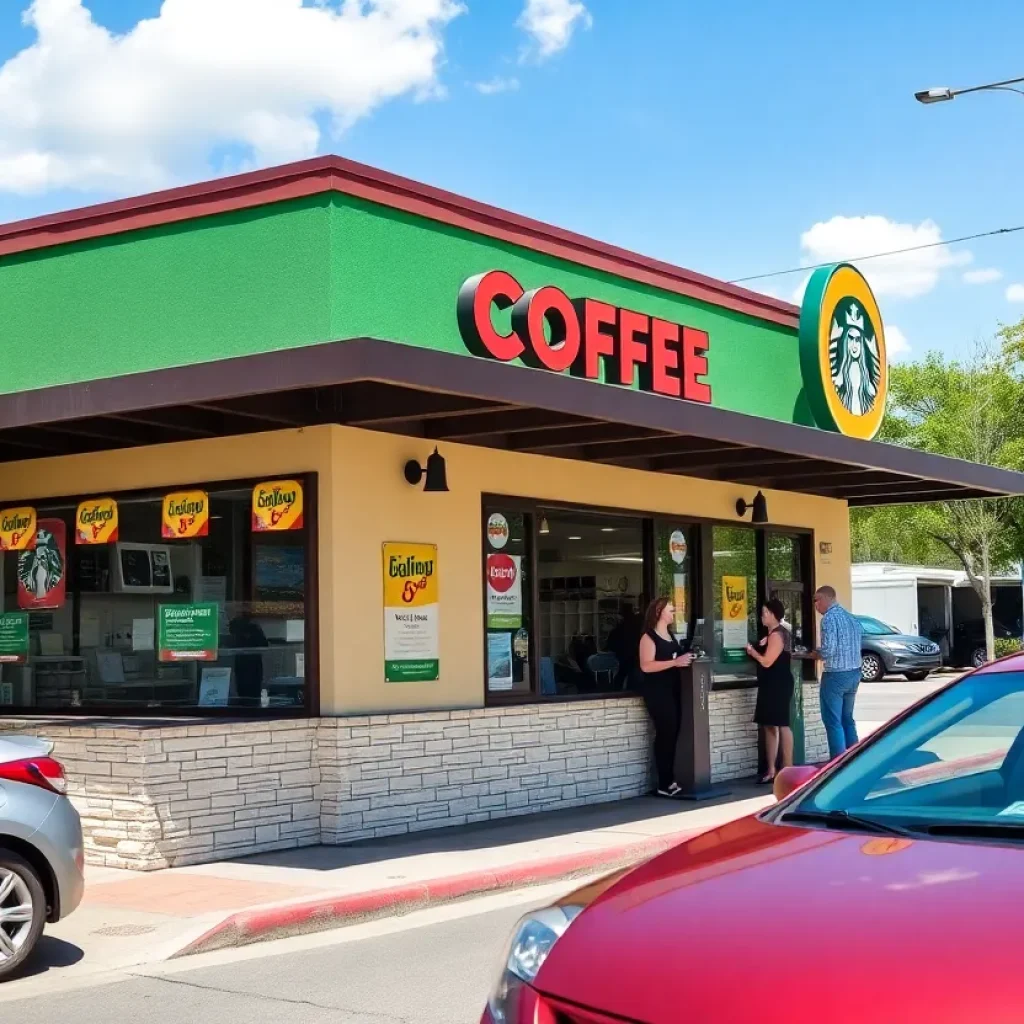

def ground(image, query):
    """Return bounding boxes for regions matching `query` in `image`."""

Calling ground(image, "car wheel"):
[971,647,988,669]
[904,671,930,682]
[861,652,884,682]
[0,852,46,981]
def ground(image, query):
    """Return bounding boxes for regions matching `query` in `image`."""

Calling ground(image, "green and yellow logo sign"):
[799,263,888,440]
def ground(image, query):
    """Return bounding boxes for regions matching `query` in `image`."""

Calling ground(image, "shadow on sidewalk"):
[224,782,767,873]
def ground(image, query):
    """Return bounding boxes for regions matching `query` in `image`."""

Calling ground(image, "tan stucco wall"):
[0,424,851,717]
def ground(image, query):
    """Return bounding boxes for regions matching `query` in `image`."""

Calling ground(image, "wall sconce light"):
[404,448,449,492]
[735,491,768,524]
[539,516,550,535]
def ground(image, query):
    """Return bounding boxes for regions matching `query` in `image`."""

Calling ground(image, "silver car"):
[0,735,84,979]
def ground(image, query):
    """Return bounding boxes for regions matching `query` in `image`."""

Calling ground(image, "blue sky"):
[1,1,1023,362]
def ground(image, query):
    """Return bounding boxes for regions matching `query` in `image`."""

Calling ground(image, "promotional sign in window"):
[383,542,439,683]
[0,612,29,663]
[721,575,749,661]
[157,603,219,661]
[251,480,304,532]
[161,490,209,539]
[76,497,119,545]
[0,507,36,552]
[486,513,509,550]
[18,518,66,611]
[486,553,522,629]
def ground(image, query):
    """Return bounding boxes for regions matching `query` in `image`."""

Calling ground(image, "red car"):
[482,656,1024,1023]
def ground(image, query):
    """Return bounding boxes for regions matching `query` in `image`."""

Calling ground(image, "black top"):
[645,628,688,663]
[754,626,794,727]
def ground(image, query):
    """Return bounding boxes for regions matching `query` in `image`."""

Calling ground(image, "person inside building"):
[635,597,693,798]
[607,603,642,688]
[746,597,794,784]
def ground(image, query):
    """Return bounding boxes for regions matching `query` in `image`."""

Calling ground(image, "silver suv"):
[0,735,84,979]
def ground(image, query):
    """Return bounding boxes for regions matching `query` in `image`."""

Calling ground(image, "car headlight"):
[487,906,582,1023]
[883,642,911,652]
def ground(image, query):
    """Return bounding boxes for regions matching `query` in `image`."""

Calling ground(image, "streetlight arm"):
[916,75,1024,104]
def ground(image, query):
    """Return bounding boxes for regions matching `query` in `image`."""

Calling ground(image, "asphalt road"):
[0,885,559,1024]
[855,674,952,729]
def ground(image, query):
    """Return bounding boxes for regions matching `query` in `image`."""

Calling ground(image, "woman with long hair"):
[635,597,693,798]
[746,597,794,784]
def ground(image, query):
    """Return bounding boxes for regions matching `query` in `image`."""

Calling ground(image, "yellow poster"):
[252,480,304,532]
[161,490,209,539]
[0,507,36,552]
[76,497,119,545]
[673,573,687,636]
[721,575,748,649]
[383,543,439,683]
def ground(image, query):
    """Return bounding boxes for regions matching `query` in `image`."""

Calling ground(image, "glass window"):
[766,532,807,651]
[535,510,644,696]
[0,481,310,712]
[654,522,693,640]
[795,671,1024,834]
[484,507,533,697]
[712,526,756,683]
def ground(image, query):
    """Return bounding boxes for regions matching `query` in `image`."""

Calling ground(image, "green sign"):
[158,603,219,662]
[0,612,29,664]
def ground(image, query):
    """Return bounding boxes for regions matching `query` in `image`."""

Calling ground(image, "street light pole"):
[915,76,1024,104]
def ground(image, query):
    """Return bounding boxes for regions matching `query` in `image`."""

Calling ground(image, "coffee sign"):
[458,270,712,403]
[161,490,209,539]
[252,480,304,532]
[76,497,118,545]
[486,553,522,629]
[0,507,36,552]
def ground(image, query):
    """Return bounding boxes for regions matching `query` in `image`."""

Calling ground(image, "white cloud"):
[1007,283,1024,303]
[0,0,465,195]
[798,215,972,300]
[517,0,591,60]
[474,76,520,95]
[886,324,910,361]
[963,268,1003,285]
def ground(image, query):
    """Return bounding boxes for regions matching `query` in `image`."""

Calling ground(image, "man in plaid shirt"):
[812,585,864,759]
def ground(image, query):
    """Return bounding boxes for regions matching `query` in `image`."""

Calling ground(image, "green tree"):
[852,336,1024,661]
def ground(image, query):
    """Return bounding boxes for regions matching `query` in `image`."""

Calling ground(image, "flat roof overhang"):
[0,339,1021,507]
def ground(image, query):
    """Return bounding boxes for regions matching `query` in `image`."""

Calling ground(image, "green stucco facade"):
[0,192,812,425]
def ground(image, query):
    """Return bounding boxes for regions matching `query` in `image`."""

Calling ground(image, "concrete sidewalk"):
[34,784,772,983]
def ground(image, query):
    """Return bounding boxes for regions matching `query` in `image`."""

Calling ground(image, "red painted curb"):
[175,829,696,958]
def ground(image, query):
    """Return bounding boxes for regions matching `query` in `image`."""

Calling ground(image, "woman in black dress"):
[636,597,693,798]
[746,597,793,784]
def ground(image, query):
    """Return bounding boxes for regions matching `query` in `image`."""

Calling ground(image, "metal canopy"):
[0,338,1021,506]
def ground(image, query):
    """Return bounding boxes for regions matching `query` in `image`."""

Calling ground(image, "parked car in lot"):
[482,656,1024,1023]
[0,736,83,980]
[952,617,1018,669]
[856,614,942,682]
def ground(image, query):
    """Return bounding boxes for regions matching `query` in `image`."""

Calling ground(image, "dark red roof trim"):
[0,155,799,329]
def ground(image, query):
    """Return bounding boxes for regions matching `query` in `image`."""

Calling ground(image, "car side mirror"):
[773,765,820,801]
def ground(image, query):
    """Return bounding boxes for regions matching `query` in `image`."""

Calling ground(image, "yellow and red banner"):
[76,497,119,545]
[252,480,303,532]
[0,507,36,552]
[161,490,209,539]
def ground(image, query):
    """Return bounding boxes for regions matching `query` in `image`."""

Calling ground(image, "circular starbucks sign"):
[486,513,509,549]
[798,263,888,439]
[668,530,687,564]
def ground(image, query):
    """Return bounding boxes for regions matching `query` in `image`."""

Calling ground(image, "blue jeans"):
[820,669,861,760]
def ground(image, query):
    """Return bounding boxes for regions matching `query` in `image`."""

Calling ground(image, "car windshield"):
[790,670,1024,837]
[857,616,898,636]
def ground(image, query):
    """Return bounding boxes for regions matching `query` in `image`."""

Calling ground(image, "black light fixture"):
[735,491,768,524]
[404,448,449,492]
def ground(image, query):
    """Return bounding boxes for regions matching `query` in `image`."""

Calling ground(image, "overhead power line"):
[729,224,1024,284]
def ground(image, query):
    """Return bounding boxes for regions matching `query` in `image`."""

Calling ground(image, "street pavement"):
[0,884,555,1023]
[0,676,947,1019]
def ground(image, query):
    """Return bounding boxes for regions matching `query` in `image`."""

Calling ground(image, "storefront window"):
[536,510,645,696]
[712,525,757,684]
[484,507,533,696]
[655,522,693,640]
[767,532,807,651]
[0,479,312,712]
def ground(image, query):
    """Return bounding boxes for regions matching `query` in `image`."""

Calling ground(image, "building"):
[852,562,1024,667]
[0,156,1020,870]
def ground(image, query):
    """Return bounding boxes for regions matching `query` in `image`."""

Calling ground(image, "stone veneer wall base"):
[0,686,827,871]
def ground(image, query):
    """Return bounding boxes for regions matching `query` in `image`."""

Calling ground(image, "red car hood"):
[537,815,1024,1024]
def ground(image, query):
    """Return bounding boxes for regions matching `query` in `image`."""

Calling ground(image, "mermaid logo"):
[799,263,888,440]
